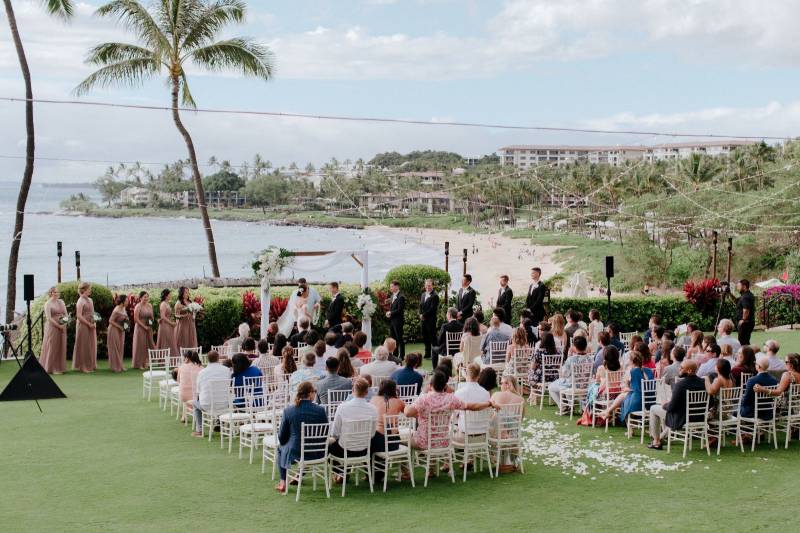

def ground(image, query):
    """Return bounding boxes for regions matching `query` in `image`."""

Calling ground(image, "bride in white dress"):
[277,284,320,336]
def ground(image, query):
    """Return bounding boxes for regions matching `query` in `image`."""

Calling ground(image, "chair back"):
[243,375,265,409]
[463,335,484,365]
[446,332,461,356]
[489,341,509,365]
[324,402,338,421]
[739,372,753,389]
[512,347,533,377]
[685,389,709,426]
[540,354,562,384]
[299,422,330,462]
[180,346,204,364]
[340,418,375,452]
[717,386,741,420]
[786,383,800,418]
[148,349,170,371]
[603,370,625,399]
[372,375,389,391]
[382,414,407,450]
[397,384,418,404]
[292,348,301,364]
[640,378,661,412]
[570,362,593,391]
[619,332,638,349]
[167,356,182,372]
[493,402,524,440]
[207,378,232,413]
[327,389,351,406]
[426,410,453,449]
[462,408,493,436]
[754,386,778,420]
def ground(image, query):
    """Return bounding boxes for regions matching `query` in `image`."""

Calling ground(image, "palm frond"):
[42,0,74,20]
[73,58,161,95]
[85,42,159,65]
[180,0,245,50]
[188,37,274,80]
[180,71,196,108]
[96,1,172,58]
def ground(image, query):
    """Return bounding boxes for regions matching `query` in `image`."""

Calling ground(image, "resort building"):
[642,140,755,162]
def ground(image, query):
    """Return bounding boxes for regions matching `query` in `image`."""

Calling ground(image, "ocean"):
[0,182,441,314]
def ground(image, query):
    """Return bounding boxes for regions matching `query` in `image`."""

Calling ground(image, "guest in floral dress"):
[528,332,561,387]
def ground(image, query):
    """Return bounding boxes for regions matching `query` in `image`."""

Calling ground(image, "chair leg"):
[295,466,304,502]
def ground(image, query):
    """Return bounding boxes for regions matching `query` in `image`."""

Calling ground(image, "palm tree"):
[3,0,73,323]
[74,0,273,278]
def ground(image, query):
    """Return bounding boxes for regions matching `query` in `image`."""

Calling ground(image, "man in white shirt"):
[715,319,741,356]
[323,332,339,360]
[494,309,514,337]
[329,378,377,460]
[454,363,491,438]
[289,352,325,397]
[480,316,511,361]
[359,346,398,379]
[192,351,231,437]
[697,344,721,378]
[761,339,786,372]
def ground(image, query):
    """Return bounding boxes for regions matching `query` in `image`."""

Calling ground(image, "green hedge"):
[509,294,735,332]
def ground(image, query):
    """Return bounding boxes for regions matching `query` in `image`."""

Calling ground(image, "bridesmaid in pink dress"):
[132,291,155,369]
[40,287,67,374]
[72,282,97,372]
[106,294,128,373]
[174,286,198,350]
[156,288,179,356]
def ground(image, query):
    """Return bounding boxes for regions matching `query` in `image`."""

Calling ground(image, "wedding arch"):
[254,248,374,347]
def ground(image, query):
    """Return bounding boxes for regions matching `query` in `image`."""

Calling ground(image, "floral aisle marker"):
[520,419,693,478]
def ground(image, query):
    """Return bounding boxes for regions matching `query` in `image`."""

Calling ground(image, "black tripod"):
[0,328,42,412]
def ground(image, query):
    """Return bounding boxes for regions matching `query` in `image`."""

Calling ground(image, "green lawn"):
[1,337,798,532]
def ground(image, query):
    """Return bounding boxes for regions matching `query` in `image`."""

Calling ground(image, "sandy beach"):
[370,226,566,306]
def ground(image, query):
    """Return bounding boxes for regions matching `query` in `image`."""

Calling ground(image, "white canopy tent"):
[260,250,371,347]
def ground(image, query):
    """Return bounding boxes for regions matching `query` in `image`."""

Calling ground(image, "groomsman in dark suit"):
[456,274,476,321]
[526,267,546,324]
[324,281,345,331]
[385,280,406,361]
[496,274,513,324]
[419,278,440,360]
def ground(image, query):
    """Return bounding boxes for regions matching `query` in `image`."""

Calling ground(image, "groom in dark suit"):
[419,278,440,360]
[324,281,344,331]
[526,267,546,324]
[496,274,513,324]
[456,274,476,321]
[386,280,406,361]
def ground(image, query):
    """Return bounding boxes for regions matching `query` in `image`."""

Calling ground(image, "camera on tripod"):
[714,281,731,295]
[0,323,18,333]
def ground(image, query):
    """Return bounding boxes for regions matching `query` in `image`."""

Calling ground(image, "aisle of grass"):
[1,336,798,532]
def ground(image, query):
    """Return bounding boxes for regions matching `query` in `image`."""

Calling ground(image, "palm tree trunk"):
[4,0,34,324]
[170,76,220,278]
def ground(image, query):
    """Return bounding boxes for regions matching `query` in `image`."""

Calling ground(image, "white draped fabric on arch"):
[260,250,371,348]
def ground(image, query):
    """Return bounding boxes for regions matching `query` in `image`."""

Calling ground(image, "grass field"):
[1,335,798,532]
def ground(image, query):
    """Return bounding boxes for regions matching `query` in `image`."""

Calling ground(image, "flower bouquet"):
[147,318,154,329]
[356,293,376,319]
[251,247,295,285]
[92,312,102,323]
[186,302,204,318]
[58,314,71,326]
[122,319,131,332]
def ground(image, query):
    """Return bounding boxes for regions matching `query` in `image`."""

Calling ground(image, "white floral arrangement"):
[356,293,376,319]
[92,312,102,323]
[186,302,204,317]
[58,314,71,326]
[252,247,295,282]
[122,319,131,332]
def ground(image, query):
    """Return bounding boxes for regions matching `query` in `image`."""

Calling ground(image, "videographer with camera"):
[735,279,755,345]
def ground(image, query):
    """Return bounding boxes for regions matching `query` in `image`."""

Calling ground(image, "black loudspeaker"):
[23,274,34,302]
[605,256,614,279]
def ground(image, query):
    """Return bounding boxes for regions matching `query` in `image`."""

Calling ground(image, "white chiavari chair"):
[397,384,419,405]
[488,402,525,476]
[559,362,594,419]
[261,393,289,479]
[667,389,710,458]
[161,355,182,411]
[412,410,455,487]
[445,332,461,358]
[201,378,233,442]
[707,386,741,455]
[373,414,415,492]
[329,418,375,497]
[488,341,509,373]
[181,346,204,365]
[592,370,624,431]
[451,409,494,482]
[780,383,800,449]
[529,354,562,408]
[626,378,661,442]
[327,389,351,407]
[619,332,638,350]
[285,422,331,502]
[218,383,250,452]
[143,348,170,401]
[735,386,779,452]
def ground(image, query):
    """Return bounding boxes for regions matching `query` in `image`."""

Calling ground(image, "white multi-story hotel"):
[499,140,757,169]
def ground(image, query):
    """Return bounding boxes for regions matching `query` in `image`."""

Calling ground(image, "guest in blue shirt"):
[390,352,424,394]
[593,331,612,374]
[740,356,779,419]
[231,353,263,407]
[275,381,328,493]
[607,323,625,353]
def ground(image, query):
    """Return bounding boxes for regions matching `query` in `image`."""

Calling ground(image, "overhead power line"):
[0,96,793,141]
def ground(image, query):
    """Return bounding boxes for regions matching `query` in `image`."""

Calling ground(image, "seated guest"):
[761,339,786,373]
[578,346,621,426]
[493,308,513,337]
[686,330,704,361]
[289,352,325,397]
[335,322,355,348]
[698,343,722,378]
[336,348,357,379]
[593,331,612,374]
[253,339,281,373]
[643,314,661,344]
[379,338,399,365]
[344,342,364,369]
[329,378,378,469]
[312,340,327,372]
[369,379,406,481]
[299,331,319,358]
[264,321,279,344]
[316,357,353,404]
[695,335,717,366]
[647,359,705,449]
[661,345,685,387]
[606,322,625,353]
[435,307,463,367]
[720,343,735,366]
[564,310,582,339]
[277,345,297,380]
[598,350,653,423]
[740,356,779,420]
[491,375,523,407]
[732,345,757,386]
[226,323,250,354]
[529,332,560,388]
[231,352,263,406]
[505,326,531,367]
[519,309,538,345]
[655,340,673,378]
[453,363,491,441]
[715,318,741,356]
[478,367,498,393]
[648,325,665,356]
[191,351,231,437]
[634,341,656,370]
[456,317,483,367]
[241,337,257,357]
[704,358,734,398]
[473,310,489,335]
[272,333,288,360]
[353,331,372,364]
[275,381,328,492]
[323,332,339,360]
[548,336,593,411]
[480,316,512,361]
[754,353,800,400]
[289,317,311,348]
[177,350,203,421]
[675,322,698,347]
[360,346,399,379]
[404,370,490,451]
[390,352,424,395]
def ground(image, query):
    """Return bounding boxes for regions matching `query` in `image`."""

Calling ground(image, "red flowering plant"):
[242,290,261,326]
[269,297,288,323]
[683,278,721,314]
[376,289,391,314]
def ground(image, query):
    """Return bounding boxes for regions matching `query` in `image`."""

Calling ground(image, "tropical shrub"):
[683,278,721,315]
[760,284,800,327]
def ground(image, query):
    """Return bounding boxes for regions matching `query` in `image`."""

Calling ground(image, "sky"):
[2,0,800,182]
